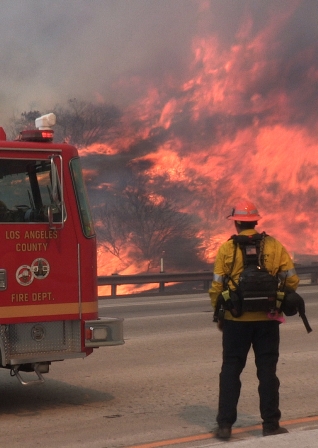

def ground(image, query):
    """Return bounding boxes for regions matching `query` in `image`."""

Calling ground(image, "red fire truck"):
[0,113,124,385]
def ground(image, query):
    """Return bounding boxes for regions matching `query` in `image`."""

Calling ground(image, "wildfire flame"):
[85,2,318,293]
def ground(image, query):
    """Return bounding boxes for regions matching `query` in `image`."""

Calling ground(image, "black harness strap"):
[226,232,267,289]
[223,239,238,290]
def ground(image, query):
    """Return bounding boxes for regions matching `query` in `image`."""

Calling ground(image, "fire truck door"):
[0,155,81,322]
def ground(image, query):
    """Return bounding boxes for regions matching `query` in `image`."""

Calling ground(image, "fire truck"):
[0,113,124,385]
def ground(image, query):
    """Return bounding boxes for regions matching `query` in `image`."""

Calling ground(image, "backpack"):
[233,232,278,298]
[213,232,313,332]
[219,232,279,318]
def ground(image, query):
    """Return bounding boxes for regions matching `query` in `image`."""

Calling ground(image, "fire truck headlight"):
[85,318,123,347]
[90,326,108,341]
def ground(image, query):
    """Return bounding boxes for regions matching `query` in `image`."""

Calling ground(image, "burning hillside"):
[78,1,318,285]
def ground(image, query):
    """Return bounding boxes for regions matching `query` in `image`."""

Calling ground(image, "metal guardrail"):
[98,264,318,297]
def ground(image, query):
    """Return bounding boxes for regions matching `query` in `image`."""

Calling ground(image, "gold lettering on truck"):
[11,292,54,303]
[11,293,29,302]
[6,231,20,239]
[32,292,53,301]
[16,243,48,252]
[24,230,58,239]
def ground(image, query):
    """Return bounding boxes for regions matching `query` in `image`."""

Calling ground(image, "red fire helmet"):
[227,200,261,221]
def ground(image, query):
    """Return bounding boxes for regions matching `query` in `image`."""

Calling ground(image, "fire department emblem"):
[31,258,50,279]
[16,265,34,286]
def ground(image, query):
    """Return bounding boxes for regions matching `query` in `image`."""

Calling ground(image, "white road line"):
[99,297,210,308]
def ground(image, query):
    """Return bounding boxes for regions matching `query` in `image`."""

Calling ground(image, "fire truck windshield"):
[0,159,63,223]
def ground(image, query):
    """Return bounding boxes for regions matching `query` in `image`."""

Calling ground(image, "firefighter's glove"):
[217,319,224,332]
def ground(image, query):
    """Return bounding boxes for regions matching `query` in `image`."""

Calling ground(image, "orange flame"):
[87,3,318,283]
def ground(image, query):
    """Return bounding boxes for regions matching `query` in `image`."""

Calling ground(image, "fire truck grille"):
[1,320,82,361]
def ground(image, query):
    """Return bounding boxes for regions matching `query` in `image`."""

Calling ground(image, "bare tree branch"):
[96,177,201,271]
[53,99,121,147]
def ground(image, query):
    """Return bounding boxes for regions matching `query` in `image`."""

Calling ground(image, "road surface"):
[0,285,317,447]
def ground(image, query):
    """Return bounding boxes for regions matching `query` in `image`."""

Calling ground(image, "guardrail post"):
[111,273,119,297]
[311,263,318,284]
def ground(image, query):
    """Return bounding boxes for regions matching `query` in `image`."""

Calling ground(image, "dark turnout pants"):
[217,319,281,431]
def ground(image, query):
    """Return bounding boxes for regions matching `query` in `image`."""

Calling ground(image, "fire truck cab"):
[0,114,123,385]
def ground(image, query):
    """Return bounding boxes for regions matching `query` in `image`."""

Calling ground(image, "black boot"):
[216,425,232,439]
[263,426,288,437]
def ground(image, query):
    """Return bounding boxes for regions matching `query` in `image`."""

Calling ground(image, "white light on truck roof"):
[35,113,56,130]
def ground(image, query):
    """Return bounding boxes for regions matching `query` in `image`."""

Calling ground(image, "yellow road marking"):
[125,416,318,448]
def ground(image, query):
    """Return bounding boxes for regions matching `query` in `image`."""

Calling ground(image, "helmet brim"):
[227,215,261,221]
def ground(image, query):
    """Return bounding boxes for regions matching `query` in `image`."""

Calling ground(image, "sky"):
[0,0,199,124]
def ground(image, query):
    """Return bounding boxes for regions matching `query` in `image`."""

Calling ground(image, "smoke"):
[0,0,198,124]
[2,1,317,127]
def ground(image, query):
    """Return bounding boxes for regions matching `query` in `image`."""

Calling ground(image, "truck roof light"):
[35,113,56,130]
[18,112,56,142]
[19,129,54,142]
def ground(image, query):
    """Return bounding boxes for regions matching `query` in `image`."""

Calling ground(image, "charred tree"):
[95,177,205,272]
[53,99,121,147]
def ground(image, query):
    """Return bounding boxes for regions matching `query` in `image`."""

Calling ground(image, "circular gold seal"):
[31,258,50,280]
[16,265,34,286]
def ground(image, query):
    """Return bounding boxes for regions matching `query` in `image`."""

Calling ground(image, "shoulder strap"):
[222,237,239,290]
[230,232,269,269]
[225,232,270,288]
[221,237,238,290]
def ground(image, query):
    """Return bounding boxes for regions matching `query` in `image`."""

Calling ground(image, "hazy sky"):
[0,0,198,124]
[2,0,316,128]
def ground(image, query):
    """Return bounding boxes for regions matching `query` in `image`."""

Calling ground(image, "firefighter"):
[209,199,299,439]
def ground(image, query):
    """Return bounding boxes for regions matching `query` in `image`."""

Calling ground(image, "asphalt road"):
[0,286,317,448]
